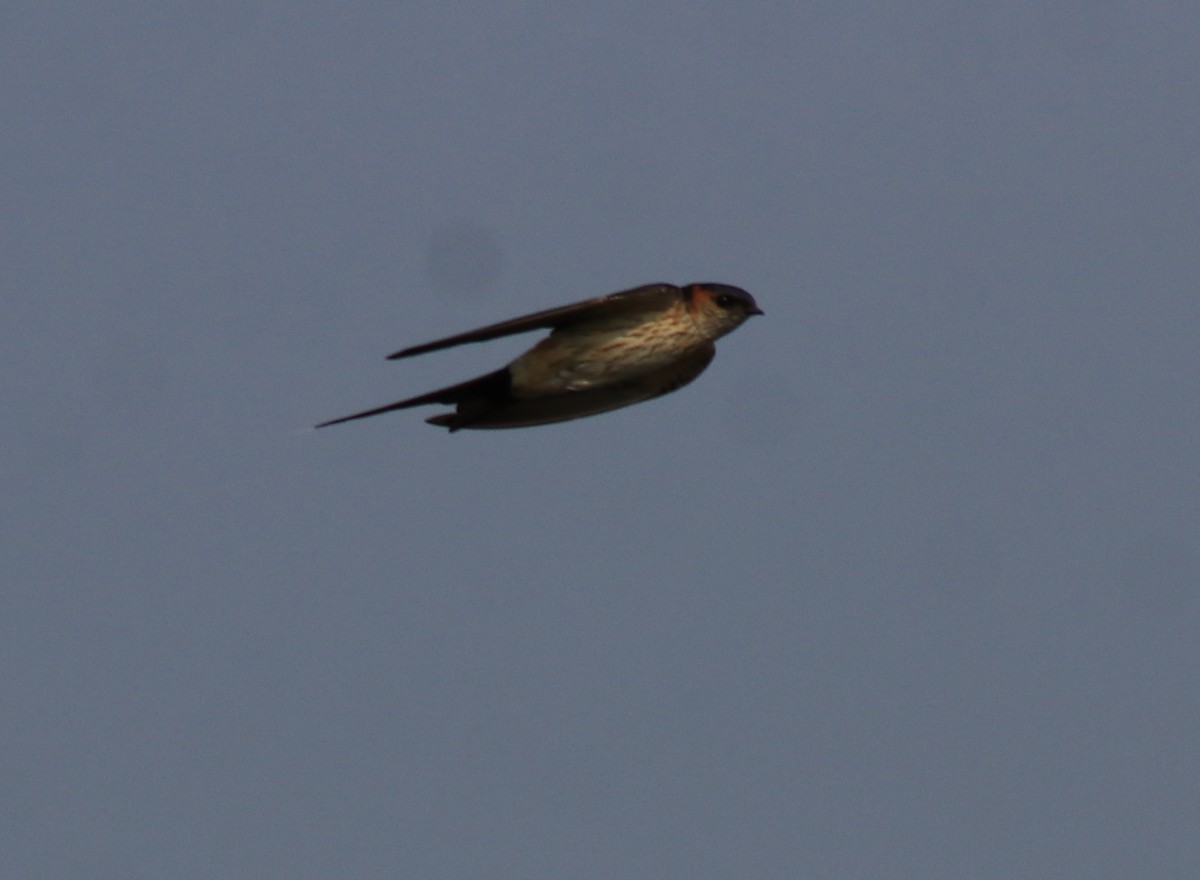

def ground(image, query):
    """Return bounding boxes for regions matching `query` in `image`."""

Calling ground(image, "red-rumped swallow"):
[316,282,762,431]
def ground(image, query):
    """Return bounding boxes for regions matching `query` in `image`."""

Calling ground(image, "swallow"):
[316,282,762,431]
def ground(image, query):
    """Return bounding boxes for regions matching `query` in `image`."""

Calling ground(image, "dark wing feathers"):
[385,282,680,360]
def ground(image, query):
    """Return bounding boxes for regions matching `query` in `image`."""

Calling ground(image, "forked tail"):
[315,369,511,429]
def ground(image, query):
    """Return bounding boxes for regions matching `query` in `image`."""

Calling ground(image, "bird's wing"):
[386,283,681,360]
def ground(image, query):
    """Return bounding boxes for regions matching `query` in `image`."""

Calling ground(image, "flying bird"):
[316,282,762,432]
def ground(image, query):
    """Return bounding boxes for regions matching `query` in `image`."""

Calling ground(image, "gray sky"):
[4,2,1198,878]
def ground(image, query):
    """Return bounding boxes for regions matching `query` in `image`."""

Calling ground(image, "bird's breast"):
[508,304,707,396]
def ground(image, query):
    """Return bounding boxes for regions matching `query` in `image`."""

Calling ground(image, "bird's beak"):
[748,306,764,316]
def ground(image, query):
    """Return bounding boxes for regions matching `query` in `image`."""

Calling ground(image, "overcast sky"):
[4,2,1198,878]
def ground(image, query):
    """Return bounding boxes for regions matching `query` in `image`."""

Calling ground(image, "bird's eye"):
[715,293,737,309]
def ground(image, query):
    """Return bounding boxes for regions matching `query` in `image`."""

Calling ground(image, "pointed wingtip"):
[389,341,449,359]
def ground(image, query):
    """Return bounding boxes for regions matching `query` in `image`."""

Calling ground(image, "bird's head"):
[684,283,763,339]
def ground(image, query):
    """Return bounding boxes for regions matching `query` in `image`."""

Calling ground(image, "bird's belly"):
[509,323,704,395]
